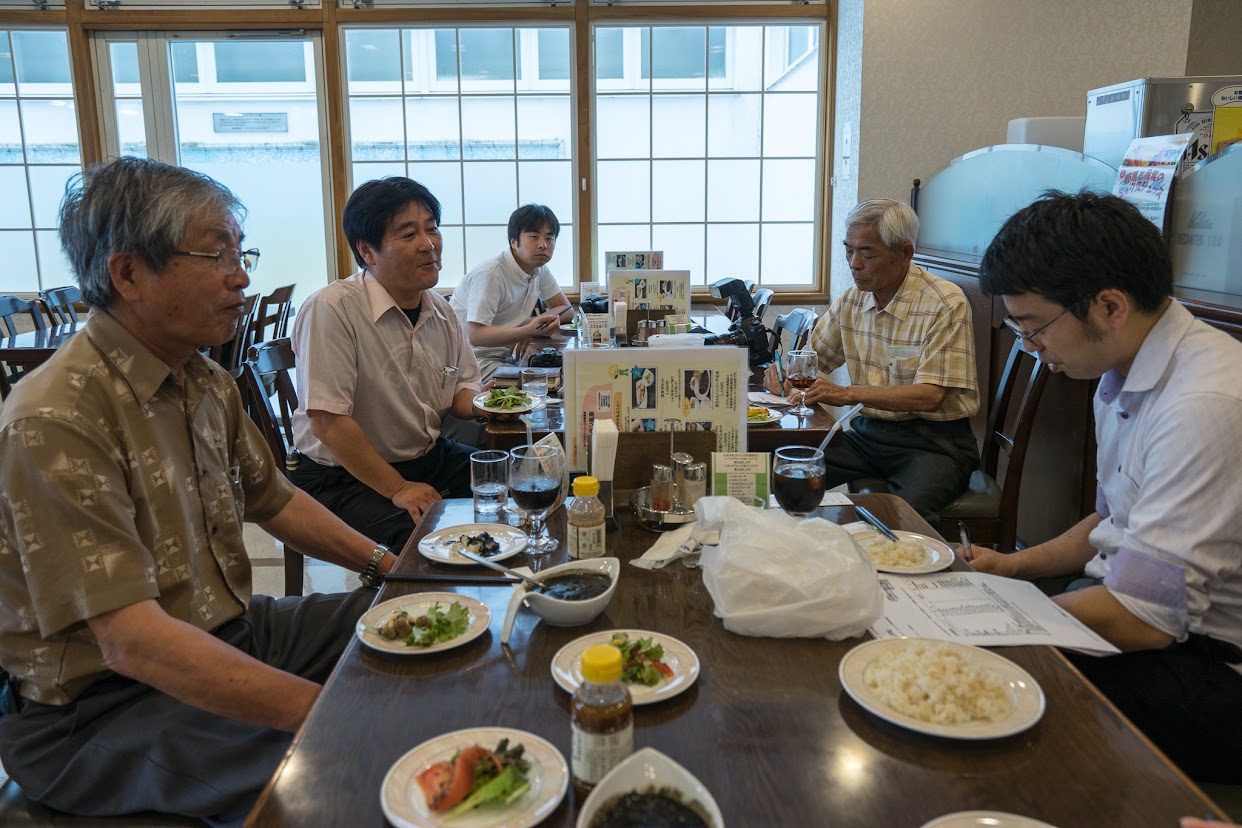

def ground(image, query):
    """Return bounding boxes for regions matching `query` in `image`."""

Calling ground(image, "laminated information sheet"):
[563,345,748,472]
[869,571,1119,655]
[608,269,690,314]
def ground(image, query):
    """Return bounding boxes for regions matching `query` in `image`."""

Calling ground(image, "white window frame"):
[90,28,337,282]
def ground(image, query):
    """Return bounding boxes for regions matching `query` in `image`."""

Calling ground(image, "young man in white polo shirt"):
[451,204,573,380]
[967,190,1242,785]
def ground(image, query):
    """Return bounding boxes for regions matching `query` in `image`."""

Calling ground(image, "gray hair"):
[845,198,919,251]
[59,157,246,309]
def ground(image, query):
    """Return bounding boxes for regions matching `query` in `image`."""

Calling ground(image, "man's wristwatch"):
[359,544,389,588]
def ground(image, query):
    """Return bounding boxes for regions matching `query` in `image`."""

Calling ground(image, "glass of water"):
[469,450,510,520]
[520,367,550,426]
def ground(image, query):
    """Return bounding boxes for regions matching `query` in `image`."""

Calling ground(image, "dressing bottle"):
[571,644,633,800]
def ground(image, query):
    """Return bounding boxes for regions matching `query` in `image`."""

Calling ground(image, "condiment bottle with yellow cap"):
[571,644,633,800]
[567,475,606,559]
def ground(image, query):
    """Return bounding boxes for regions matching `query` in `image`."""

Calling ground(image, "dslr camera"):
[703,277,775,366]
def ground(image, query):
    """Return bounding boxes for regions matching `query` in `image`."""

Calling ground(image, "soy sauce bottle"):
[571,644,633,800]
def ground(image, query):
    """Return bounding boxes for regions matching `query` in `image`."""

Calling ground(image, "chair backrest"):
[238,337,298,466]
[983,338,1052,550]
[0,371,10,401]
[208,293,259,371]
[250,284,296,346]
[0,295,47,337]
[752,288,774,323]
[40,286,81,326]
[771,307,819,353]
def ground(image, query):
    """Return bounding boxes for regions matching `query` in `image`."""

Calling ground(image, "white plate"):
[852,528,955,574]
[419,524,529,567]
[746,408,783,427]
[575,748,724,828]
[921,812,1058,828]
[551,630,700,706]
[839,638,1045,740]
[381,726,568,828]
[357,593,491,656]
[473,391,538,415]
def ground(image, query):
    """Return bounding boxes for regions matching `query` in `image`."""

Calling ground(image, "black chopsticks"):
[381,573,520,585]
[855,505,900,542]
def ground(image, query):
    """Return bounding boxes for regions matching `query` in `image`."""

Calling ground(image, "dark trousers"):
[288,436,473,550]
[1066,637,1242,783]
[823,416,979,524]
[0,590,375,827]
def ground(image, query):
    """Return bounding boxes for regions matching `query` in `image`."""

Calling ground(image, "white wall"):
[856,0,1193,208]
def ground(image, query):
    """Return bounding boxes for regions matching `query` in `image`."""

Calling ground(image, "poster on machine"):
[1112,133,1193,233]
[562,346,748,472]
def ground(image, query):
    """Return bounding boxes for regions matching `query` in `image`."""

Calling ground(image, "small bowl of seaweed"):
[576,747,723,828]
[500,557,620,642]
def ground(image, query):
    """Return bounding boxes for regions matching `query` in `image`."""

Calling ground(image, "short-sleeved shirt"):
[450,249,560,378]
[1083,301,1242,672]
[292,272,481,466]
[0,311,294,705]
[809,262,979,421]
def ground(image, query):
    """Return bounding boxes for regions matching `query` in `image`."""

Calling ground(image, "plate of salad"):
[381,728,568,828]
[474,388,538,414]
[550,630,700,706]
[746,406,784,426]
[356,593,491,656]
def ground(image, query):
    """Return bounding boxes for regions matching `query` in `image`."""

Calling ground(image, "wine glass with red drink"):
[786,349,817,417]
[772,446,826,517]
[509,443,564,554]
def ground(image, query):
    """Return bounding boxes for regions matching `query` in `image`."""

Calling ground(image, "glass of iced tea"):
[786,349,817,417]
[772,446,826,517]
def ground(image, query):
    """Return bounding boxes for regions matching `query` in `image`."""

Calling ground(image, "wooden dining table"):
[246,494,1225,827]
[0,325,79,372]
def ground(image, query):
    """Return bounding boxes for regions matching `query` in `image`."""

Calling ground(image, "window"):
[343,26,575,289]
[594,23,822,287]
[93,32,335,304]
[0,28,79,293]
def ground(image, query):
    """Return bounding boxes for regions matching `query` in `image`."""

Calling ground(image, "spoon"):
[457,547,544,590]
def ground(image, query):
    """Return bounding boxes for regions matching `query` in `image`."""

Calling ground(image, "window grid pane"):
[0,28,79,293]
[594,23,822,286]
[344,25,576,288]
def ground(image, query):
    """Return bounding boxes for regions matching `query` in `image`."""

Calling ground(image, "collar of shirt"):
[502,247,542,283]
[862,262,920,322]
[360,271,448,330]
[1098,301,1193,406]
[86,310,214,405]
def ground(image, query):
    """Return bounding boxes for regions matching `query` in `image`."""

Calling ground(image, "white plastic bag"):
[693,496,882,639]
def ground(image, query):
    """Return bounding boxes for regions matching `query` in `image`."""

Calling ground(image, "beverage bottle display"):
[567,475,606,559]
[571,644,633,801]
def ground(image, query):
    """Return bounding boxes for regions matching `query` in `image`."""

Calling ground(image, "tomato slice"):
[652,659,674,678]
[415,761,454,810]
[418,745,502,812]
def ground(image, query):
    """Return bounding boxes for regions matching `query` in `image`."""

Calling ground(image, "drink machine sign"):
[1112,133,1192,234]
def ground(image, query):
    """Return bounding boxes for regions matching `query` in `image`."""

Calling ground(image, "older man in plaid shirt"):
[766,198,980,522]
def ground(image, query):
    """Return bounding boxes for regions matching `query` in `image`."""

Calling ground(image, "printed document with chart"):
[869,571,1119,655]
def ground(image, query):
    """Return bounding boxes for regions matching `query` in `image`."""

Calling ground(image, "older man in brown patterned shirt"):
[766,199,980,522]
[0,158,396,826]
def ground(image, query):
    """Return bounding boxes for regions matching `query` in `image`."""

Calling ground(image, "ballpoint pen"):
[958,520,972,562]
[773,347,787,386]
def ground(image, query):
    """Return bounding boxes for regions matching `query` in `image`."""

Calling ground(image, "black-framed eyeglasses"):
[1003,294,1093,345]
[171,248,260,274]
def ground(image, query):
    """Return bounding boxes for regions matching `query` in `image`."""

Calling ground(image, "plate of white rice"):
[838,638,1046,739]
[851,529,954,574]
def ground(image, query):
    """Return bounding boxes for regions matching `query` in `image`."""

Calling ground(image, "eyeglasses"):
[1003,294,1093,345]
[171,248,261,274]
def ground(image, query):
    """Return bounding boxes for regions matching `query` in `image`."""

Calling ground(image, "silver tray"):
[630,486,697,532]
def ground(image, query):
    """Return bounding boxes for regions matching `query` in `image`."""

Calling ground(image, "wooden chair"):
[0,371,10,402]
[39,285,82,326]
[0,295,46,336]
[770,307,819,353]
[249,284,295,346]
[208,293,258,372]
[752,288,774,323]
[1,295,48,389]
[851,339,1051,553]
[237,337,304,597]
